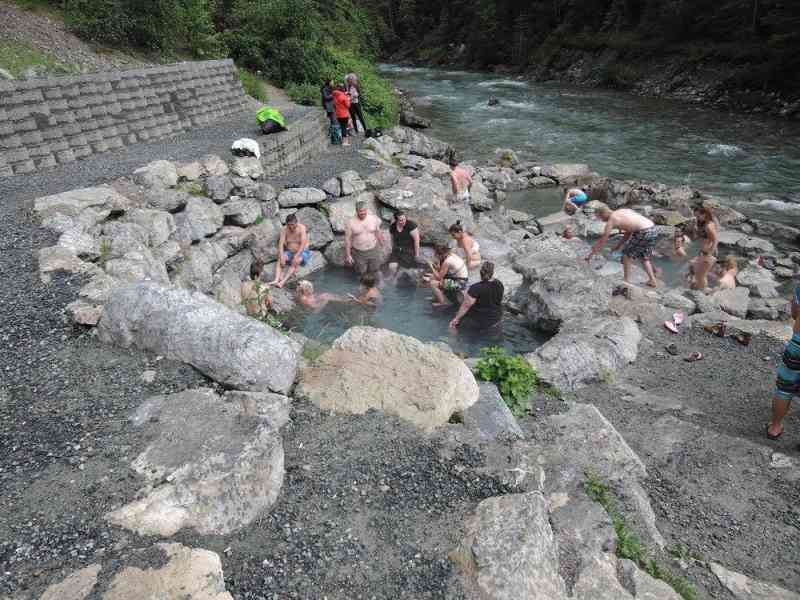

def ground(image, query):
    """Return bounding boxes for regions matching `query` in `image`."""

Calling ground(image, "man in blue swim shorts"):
[767,282,800,442]
[563,187,589,215]
[269,213,311,288]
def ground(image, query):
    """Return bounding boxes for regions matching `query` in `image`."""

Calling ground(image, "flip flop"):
[684,351,703,362]
[664,321,679,334]
[735,333,752,346]
[766,425,784,440]
[703,323,727,338]
[673,312,684,327]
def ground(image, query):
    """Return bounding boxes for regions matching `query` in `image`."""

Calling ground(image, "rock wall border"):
[0,59,248,178]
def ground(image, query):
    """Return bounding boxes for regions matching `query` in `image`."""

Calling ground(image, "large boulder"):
[709,562,800,600]
[736,235,776,256]
[132,160,178,189]
[294,206,334,249]
[174,197,224,242]
[103,543,233,600]
[210,250,253,312]
[122,208,175,247]
[462,382,524,441]
[387,126,454,161]
[712,286,751,318]
[145,188,191,212]
[34,185,132,225]
[540,163,591,183]
[736,263,780,298]
[97,282,297,393]
[172,241,228,292]
[249,218,283,262]
[277,187,326,208]
[105,388,285,537]
[222,199,262,226]
[527,316,641,391]
[230,156,264,179]
[206,175,235,202]
[453,493,568,599]
[295,327,478,431]
[104,249,169,285]
[750,219,800,247]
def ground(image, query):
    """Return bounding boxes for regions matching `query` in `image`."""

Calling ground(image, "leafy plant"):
[0,40,79,78]
[474,346,538,417]
[238,68,268,102]
[584,472,699,600]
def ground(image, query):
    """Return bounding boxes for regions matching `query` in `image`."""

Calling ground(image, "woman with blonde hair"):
[691,203,719,290]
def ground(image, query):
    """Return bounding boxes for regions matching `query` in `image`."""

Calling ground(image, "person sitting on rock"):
[449,221,481,270]
[269,213,310,288]
[387,210,421,278]
[424,243,469,307]
[563,187,589,215]
[449,262,504,332]
[349,273,382,307]
[241,259,272,318]
[450,162,473,205]
[767,282,800,441]
[585,205,659,288]
[713,255,738,291]
[295,280,344,312]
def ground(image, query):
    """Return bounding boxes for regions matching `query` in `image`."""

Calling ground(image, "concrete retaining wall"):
[0,59,248,178]
[260,110,330,177]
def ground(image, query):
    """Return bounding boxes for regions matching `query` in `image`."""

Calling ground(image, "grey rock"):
[462,382,524,441]
[322,176,341,197]
[717,229,748,251]
[366,168,400,190]
[38,246,97,283]
[66,300,104,326]
[34,185,132,221]
[540,163,591,183]
[748,297,792,321]
[132,160,178,189]
[206,175,235,202]
[224,390,291,429]
[174,197,224,242]
[58,228,100,260]
[255,182,277,203]
[230,156,264,179]
[399,109,431,129]
[104,249,169,284]
[249,219,283,262]
[79,272,118,304]
[201,154,229,177]
[686,289,721,314]
[222,200,262,226]
[750,219,800,246]
[294,207,334,249]
[710,562,800,600]
[145,189,191,212]
[153,240,183,267]
[98,282,297,393]
[712,286,750,318]
[173,241,228,292]
[387,126,454,161]
[99,221,150,257]
[454,493,567,599]
[736,236,776,256]
[494,148,520,168]
[175,160,204,181]
[210,250,253,312]
[339,170,367,196]
[40,564,101,600]
[278,187,326,208]
[662,289,697,314]
[230,176,259,198]
[528,316,640,391]
[736,264,780,298]
[530,176,558,187]
[324,239,348,267]
[123,208,176,247]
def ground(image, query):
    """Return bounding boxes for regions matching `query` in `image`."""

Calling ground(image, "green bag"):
[255,106,286,129]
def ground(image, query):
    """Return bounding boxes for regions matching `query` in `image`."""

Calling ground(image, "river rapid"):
[380,64,800,225]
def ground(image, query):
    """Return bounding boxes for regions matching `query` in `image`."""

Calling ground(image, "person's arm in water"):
[585,216,616,261]
[344,221,353,265]
[449,292,476,329]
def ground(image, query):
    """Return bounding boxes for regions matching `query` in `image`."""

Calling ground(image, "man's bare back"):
[608,209,654,233]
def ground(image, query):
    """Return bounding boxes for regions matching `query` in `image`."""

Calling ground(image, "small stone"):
[141,370,156,383]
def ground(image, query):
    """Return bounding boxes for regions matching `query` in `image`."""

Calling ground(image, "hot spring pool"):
[283,268,548,357]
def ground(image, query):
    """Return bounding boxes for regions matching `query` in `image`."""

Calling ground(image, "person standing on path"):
[767,283,800,442]
[321,78,335,123]
[585,205,659,287]
[345,200,385,277]
[450,163,473,205]
[449,262,504,331]
[332,84,352,146]
[268,213,310,288]
[346,73,367,134]
[387,210,421,277]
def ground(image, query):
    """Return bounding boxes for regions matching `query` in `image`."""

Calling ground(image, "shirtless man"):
[585,205,659,287]
[345,201,385,276]
[450,163,473,205]
[269,213,310,288]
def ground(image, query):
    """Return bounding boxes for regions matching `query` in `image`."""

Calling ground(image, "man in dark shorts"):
[345,200,385,276]
[449,262,504,331]
[585,205,659,288]
[387,210,421,277]
[767,283,800,442]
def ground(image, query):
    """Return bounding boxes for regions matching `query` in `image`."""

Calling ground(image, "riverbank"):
[2,102,799,600]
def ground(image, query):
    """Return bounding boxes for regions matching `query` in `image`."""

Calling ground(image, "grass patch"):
[0,40,80,78]
[286,82,319,107]
[584,472,699,600]
[239,68,268,102]
[13,0,62,18]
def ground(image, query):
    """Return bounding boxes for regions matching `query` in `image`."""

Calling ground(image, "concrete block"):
[20,131,44,145]
[0,165,13,177]
[28,144,52,157]
[43,88,64,100]
[1,134,22,150]
[12,159,36,174]
[56,149,76,163]
[125,133,138,144]
[48,139,69,153]
[35,155,57,169]
[4,148,29,162]
[75,108,92,120]
[107,137,124,150]
[91,140,109,153]
[7,106,30,120]
[68,134,88,147]
[72,145,92,158]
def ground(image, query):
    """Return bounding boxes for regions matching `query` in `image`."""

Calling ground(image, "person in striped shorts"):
[767,283,800,442]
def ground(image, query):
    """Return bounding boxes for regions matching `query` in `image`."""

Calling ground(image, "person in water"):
[690,203,719,291]
[269,213,310,288]
[349,273,382,307]
[345,200,386,277]
[449,262,504,331]
[713,256,738,291]
[586,205,659,288]
[450,162,473,205]
[241,259,272,318]
[767,282,800,442]
[563,187,589,215]
[295,280,345,312]
[425,243,469,307]
[449,221,481,270]
[387,210,421,277]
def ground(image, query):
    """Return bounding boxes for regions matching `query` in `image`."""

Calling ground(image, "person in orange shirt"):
[332,84,352,147]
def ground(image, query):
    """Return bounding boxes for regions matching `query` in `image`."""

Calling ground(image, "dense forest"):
[357,0,800,95]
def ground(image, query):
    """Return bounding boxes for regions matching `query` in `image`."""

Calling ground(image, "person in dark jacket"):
[321,79,335,123]
[346,73,367,134]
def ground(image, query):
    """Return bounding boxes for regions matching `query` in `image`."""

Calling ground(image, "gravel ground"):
[573,324,800,598]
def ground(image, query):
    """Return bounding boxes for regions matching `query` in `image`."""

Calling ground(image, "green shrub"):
[474,346,538,417]
[0,40,79,77]
[286,82,319,106]
[239,68,268,102]
[179,0,227,58]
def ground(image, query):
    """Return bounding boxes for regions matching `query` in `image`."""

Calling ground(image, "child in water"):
[713,256,738,291]
[295,280,345,312]
[349,273,382,307]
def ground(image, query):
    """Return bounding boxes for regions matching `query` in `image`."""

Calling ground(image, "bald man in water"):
[584,205,659,287]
